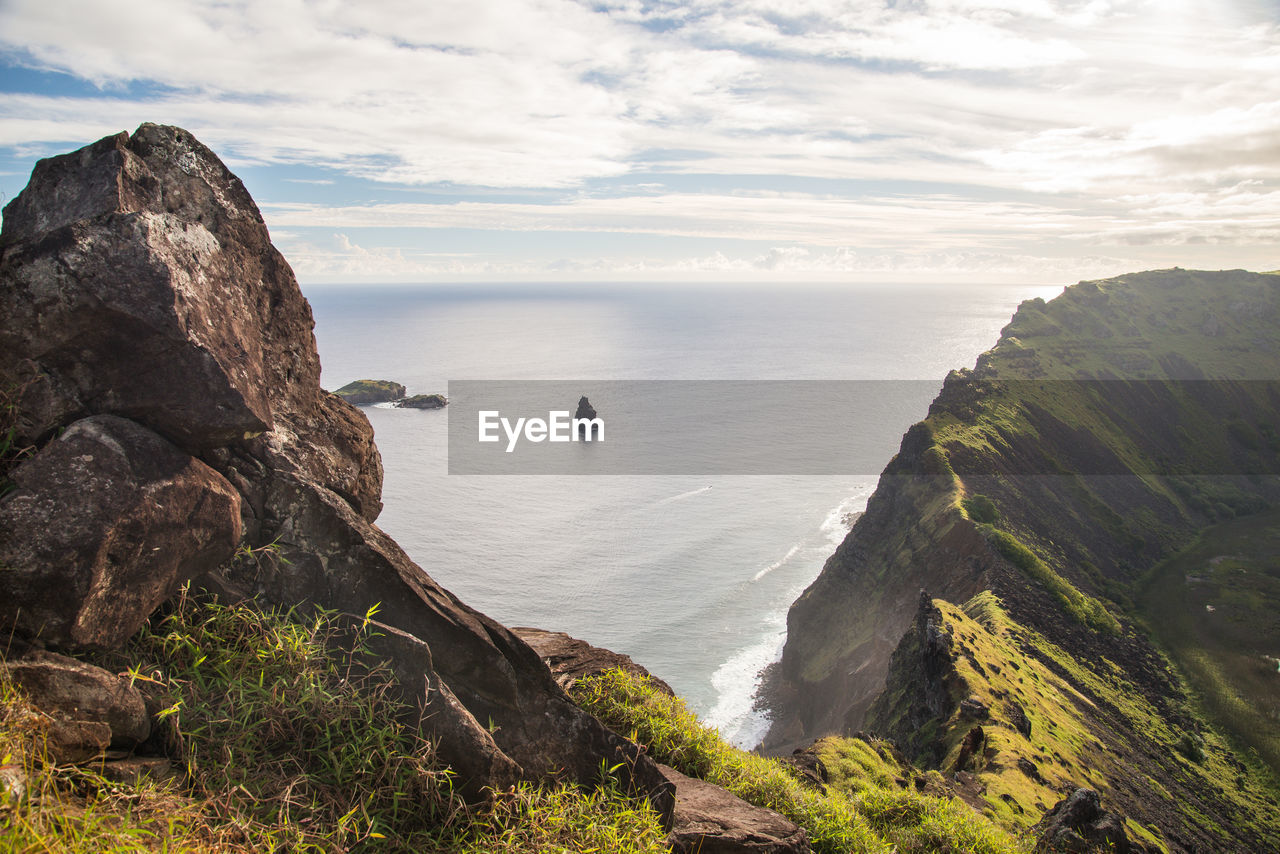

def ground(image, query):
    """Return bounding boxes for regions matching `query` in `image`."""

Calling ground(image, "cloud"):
[1,0,1277,280]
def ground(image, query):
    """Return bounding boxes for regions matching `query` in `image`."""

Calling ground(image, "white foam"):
[819,491,870,547]
[704,625,787,749]
[655,485,713,506]
[753,544,802,582]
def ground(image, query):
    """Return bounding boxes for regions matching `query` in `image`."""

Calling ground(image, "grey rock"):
[512,626,675,695]
[0,123,383,521]
[660,764,810,853]
[0,415,241,649]
[2,649,150,748]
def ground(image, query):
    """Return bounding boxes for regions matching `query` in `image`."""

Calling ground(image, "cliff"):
[767,269,1280,851]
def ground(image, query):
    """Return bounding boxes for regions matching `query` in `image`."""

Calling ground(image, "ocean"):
[304,281,1063,747]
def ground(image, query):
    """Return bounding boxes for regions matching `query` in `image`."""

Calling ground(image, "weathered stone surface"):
[512,626,675,695]
[45,718,112,764]
[660,764,810,853]
[781,745,828,793]
[0,415,241,649]
[1008,699,1032,738]
[2,650,150,748]
[357,619,520,801]
[0,123,383,521]
[1033,788,1132,853]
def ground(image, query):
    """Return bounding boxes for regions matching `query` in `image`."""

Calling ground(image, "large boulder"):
[0,123,383,522]
[659,764,810,853]
[2,649,151,749]
[0,124,672,808]
[0,414,241,649]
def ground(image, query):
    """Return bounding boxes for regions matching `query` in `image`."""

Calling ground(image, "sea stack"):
[575,395,599,441]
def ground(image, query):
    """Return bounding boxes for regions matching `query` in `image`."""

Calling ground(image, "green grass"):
[985,528,1121,635]
[1138,507,1280,778]
[573,667,1030,854]
[2,591,669,852]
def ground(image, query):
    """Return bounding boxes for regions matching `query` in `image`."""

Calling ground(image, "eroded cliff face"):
[766,269,1280,851]
[0,125,670,809]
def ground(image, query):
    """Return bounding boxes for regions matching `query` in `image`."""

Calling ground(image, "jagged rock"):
[660,764,810,853]
[574,395,599,440]
[0,415,241,649]
[359,619,521,799]
[233,474,672,808]
[511,627,675,695]
[2,650,150,748]
[0,125,673,810]
[1008,700,1032,738]
[1033,788,1131,853]
[334,379,406,406]
[1017,756,1044,783]
[959,697,990,720]
[863,590,965,764]
[953,725,985,773]
[398,393,447,409]
[0,122,383,522]
[782,746,829,793]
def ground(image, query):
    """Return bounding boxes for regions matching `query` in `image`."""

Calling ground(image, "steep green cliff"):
[767,269,1280,851]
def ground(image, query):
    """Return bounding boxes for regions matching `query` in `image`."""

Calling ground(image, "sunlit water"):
[305,281,1063,747]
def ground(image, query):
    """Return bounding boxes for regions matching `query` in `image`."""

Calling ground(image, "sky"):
[0,0,1277,285]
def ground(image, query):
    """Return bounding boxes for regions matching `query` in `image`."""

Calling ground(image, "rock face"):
[0,415,242,649]
[863,591,965,765]
[0,124,671,810]
[333,379,406,406]
[767,270,1280,851]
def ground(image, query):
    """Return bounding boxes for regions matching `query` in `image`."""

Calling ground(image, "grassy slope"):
[3,593,1031,853]
[1138,506,1280,775]
[574,668,1030,854]
[777,269,1280,850]
[1,594,668,853]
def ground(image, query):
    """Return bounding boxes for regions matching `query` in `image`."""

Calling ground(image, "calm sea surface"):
[305,281,1063,747]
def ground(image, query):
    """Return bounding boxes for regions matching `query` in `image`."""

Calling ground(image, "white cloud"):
[1,0,1276,280]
